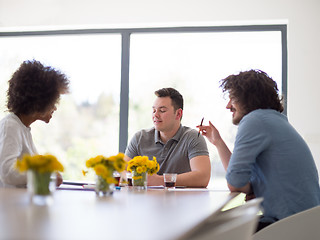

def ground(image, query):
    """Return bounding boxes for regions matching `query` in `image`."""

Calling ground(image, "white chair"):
[180,198,263,240]
[253,205,320,240]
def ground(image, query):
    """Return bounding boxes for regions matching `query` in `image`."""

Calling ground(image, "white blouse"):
[0,113,38,188]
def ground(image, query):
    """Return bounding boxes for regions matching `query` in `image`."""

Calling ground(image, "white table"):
[0,187,237,240]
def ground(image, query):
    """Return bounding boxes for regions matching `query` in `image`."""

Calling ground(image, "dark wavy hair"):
[7,60,70,115]
[220,69,284,114]
[154,87,184,111]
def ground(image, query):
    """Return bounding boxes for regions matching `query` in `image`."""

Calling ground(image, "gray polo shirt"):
[125,125,209,175]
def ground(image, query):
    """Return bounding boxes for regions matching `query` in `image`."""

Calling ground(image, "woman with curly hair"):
[0,60,70,188]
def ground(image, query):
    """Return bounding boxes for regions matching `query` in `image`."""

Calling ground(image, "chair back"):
[253,205,320,240]
[181,197,263,240]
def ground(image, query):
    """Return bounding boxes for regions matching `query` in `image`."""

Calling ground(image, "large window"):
[129,30,284,188]
[0,34,122,180]
[0,25,287,188]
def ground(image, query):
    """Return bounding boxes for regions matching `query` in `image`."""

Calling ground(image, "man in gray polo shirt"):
[124,88,211,187]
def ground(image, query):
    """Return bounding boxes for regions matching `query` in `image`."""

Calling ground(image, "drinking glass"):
[163,173,177,189]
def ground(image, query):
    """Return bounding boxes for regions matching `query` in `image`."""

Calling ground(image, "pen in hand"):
[198,117,204,137]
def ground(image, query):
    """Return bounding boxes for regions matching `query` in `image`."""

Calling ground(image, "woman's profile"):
[0,60,70,188]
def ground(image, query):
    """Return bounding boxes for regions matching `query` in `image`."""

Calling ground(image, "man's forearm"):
[215,139,232,171]
[148,170,210,188]
[227,182,252,194]
[176,170,210,188]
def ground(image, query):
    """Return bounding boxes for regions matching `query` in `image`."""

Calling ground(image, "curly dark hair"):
[154,87,184,111]
[220,69,284,114]
[7,60,70,115]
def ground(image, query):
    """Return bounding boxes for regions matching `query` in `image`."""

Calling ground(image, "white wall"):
[1,0,320,170]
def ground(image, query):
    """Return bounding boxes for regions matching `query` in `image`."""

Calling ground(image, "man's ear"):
[176,108,183,120]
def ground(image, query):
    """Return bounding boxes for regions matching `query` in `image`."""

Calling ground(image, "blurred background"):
[1,0,319,188]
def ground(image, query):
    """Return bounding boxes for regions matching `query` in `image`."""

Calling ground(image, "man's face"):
[226,95,246,125]
[152,96,180,132]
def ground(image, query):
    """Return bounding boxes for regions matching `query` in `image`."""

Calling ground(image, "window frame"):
[0,24,288,152]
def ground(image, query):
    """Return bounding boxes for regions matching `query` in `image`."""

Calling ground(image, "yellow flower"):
[132,175,142,180]
[31,155,49,169]
[127,155,159,175]
[109,153,125,162]
[82,170,88,176]
[127,159,137,172]
[107,156,116,162]
[94,164,108,176]
[136,166,143,174]
[86,155,104,168]
[15,159,28,173]
[114,160,125,172]
[47,155,64,172]
[148,163,159,175]
[84,153,126,182]
[15,154,64,173]
[147,160,155,169]
[141,156,148,165]
[107,177,118,184]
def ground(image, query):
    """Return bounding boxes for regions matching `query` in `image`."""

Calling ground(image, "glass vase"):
[132,171,147,190]
[27,170,55,205]
[95,175,114,197]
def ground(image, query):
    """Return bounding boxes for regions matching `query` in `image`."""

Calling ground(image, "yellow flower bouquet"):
[127,156,160,189]
[15,154,64,200]
[85,153,126,195]
[16,154,64,173]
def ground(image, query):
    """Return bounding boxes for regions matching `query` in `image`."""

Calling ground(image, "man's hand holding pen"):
[197,120,222,146]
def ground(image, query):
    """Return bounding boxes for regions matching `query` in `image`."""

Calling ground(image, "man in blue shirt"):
[198,70,320,231]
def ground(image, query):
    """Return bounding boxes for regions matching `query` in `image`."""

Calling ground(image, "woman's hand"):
[56,172,63,187]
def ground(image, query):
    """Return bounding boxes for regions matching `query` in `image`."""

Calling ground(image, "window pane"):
[0,34,121,181]
[129,31,282,189]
